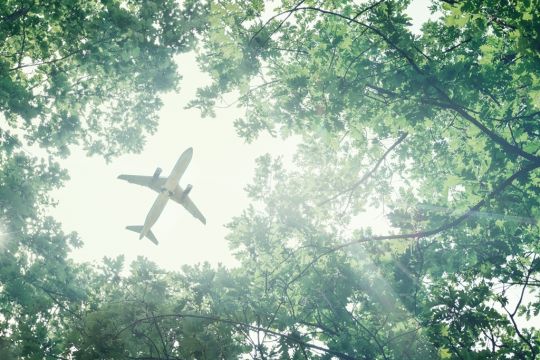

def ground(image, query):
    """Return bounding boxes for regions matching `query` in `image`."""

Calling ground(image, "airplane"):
[118,147,206,245]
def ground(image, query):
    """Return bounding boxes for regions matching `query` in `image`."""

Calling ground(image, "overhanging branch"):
[288,161,540,287]
[270,5,540,163]
[118,313,358,360]
[319,132,408,206]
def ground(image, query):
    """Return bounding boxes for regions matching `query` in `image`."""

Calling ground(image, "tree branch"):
[502,304,536,357]
[8,36,113,72]
[275,6,540,163]
[350,0,387,22]
[1,3,33,24]
[288,161,540,287]
[249,0,306,45]
[444,102,540,162]
[319,132,408,206]
[511,254,536,317]
[443,37,472,54]
[118,313,359,360]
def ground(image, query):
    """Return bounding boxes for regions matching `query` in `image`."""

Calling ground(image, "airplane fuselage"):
[163,151,193,191]
[140,191,170,239]
[139,148,194,240]
[121,147,206,244]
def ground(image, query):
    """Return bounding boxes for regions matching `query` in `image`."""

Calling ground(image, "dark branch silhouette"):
[269,6,540,164]
[118,313,359,360]
[319,132,408,206]
[288,161,540,287]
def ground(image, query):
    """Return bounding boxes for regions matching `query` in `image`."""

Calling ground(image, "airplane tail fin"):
[126,226,158,245]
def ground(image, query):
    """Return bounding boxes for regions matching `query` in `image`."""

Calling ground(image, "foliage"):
[187,0,540,358]
[1,0,540,359]
[0,1,208,358]
[1,0,207,159]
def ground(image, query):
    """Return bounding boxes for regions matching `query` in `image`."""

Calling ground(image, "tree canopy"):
[1,0,540,359]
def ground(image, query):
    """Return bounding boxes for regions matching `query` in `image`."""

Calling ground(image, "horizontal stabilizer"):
[126,225,158,245]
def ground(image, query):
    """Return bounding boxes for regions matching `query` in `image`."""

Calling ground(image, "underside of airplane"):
[118,147,206,244]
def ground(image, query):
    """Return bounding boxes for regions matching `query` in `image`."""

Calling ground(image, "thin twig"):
[319,132,408,206]
[290,162,540,288]
[117,313,359,360]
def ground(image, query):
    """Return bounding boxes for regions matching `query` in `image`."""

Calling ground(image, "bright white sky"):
[49,52,299,270]
[48,0,434,271]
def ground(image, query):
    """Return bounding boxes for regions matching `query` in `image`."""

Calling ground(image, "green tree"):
[2,0,540,359]
[187,0,540,358]
[1,0,207,159]
[0,1,208,358]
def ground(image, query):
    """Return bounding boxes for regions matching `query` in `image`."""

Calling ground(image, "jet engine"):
[179,184,193,202]
[152,167,162,181]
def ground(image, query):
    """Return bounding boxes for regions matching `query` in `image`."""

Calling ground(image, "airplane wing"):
[117,175,165,192]
[171,185,206,225]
